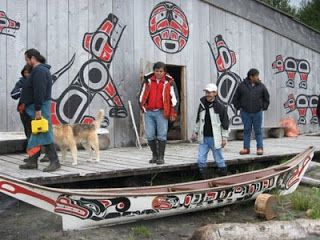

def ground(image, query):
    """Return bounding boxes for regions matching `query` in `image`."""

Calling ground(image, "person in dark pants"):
[19,49,60,172]
[139,62,179,165]
[11,65,32,139]
[232,68,270,155]
[11,65,50,163]
[192,83,229,179]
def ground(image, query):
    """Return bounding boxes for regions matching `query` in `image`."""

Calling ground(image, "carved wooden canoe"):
[0,146,314,230]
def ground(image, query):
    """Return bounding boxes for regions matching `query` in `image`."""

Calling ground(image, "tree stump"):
[255,193,278,220]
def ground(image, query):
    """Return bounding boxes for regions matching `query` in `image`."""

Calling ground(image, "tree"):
[260,0,297,16]
[297,0,320,31]
[260,0,320,32]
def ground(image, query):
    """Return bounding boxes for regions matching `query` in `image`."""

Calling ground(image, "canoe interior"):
[0,146,314,196]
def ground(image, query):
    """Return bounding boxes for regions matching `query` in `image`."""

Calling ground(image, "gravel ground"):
[0,194,259,240]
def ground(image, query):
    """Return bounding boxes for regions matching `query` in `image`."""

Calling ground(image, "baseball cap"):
[203,83,217,92]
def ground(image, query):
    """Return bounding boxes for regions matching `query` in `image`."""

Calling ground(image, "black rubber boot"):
[19,151,40,170]
[216,167,228,177]
[199,168,209,180]
[157,140,166,165]
[148,140,158,164]
[43,144,61,172]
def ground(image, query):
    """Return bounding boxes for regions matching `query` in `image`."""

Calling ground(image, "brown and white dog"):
[53,110,104,165]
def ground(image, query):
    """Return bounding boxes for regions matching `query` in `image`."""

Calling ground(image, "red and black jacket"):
[139,72,179,121]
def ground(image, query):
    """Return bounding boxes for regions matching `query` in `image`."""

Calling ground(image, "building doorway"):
[166,65,186,141]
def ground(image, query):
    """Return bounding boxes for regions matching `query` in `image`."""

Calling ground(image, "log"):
[268,128,285,138]
[306,161,320,173]
[190,219,320,240]
[301,176,320,187]
[254,194,278,220]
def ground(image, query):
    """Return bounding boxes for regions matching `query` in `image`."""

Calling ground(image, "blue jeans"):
[144,110,168,141]
[240,110,263,149]
[198,137,226,169]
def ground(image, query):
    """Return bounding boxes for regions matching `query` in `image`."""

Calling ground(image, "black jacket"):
[11,77,27,100]
[196,96,229,131]
[232,78,270,113]
[20,64,52,111]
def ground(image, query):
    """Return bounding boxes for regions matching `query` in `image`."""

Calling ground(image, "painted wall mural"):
[272,55,310,89]
[283,94,318,125]
[0,11,20,37]
[51,13,127,125]
[149,1,189,54]
[207,34,242,125]
[55,195,158,220]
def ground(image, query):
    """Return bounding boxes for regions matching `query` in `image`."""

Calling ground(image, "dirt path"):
[0,195,259,240]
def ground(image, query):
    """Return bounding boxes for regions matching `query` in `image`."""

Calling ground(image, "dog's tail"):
[94,109,105,129]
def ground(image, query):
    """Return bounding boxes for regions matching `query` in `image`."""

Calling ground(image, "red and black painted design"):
[51,13,127,125]
[54,195,157,220]
[277,156,311,190]
[0,180,56,206]
[208,34,242,125]
[283,94,318,125]
[0,11,20,37]
[149,1,189,54]
[272,55,310,89]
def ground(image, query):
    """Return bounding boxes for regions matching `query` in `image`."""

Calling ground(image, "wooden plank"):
[0,1,7,131]
[3,153,98,179]
[112,0,136,147]
[182,0,195,139]
[6,0,28,131]
[165,0,181,66]
[0,136,319,185]
[66,0,90,126]
[237,18,252,80]
[263,29,277,127]
[47,0,69,113]
[27,0,47,54]
[153,0,166,64]
[87,0,112,123]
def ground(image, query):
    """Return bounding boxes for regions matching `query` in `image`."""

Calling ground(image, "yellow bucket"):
[31,118,49,134]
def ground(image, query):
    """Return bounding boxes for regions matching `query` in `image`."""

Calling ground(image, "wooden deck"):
[0,135,319,185]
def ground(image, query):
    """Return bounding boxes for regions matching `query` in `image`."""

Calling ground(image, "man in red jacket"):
[139,62,179,164]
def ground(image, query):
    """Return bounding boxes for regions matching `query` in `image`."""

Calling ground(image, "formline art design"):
[149,1,189,54]
[272,55,310,89]
[0,11,20,37]
[51,13,127,126]
[208,34,242,125]
[283,94,318,125]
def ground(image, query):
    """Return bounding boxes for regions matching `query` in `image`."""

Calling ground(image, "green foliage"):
[260,0,297,15]
[131,225,152,239]
[290,191,314,211]
[260,0,320,32]
[290,187,320,219]
[297,0,320,31]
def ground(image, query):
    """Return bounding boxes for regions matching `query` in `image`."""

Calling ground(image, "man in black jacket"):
[232,68,270,155]
[19,48,60,172]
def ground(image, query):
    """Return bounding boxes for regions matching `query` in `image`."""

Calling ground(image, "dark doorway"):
[166,65,186,141]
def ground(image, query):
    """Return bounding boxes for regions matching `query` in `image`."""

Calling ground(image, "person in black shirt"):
[192,83,229,179]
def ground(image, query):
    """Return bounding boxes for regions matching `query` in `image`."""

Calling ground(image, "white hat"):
[203,83,217,92]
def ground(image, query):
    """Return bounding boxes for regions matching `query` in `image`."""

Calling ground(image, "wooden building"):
[0,0,319,147]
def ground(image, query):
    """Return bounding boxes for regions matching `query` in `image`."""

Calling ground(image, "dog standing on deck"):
[53,109,104,165]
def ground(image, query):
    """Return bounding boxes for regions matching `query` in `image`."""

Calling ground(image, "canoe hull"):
[0,147,314,230]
